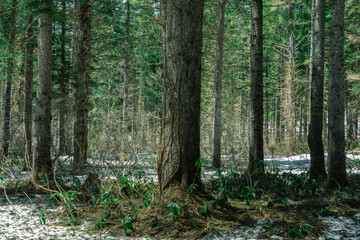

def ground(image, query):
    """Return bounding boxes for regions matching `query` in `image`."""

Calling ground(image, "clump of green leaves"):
[289,222,309,238]
[124,215,134,232]
[143,190,152,209]
[166,202,182,219]
[39,210,46,225]
[198,200,215,220]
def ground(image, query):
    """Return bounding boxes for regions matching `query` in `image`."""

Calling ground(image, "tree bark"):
[2,0,17,159]
[59,0,67,154]
[33,0,53,181]
[308,0,326,179]
[24,14,34,169]
[249,0,264,175]
[212,0,226,169]
[285,34,296,153]
[157,0,204,192]
[73,0,91,171]
[122,0,130,131]
[328,0,348,187]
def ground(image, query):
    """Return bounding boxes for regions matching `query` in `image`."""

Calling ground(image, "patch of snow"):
[318,216,360,240]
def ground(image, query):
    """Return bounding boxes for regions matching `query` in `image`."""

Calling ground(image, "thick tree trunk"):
[212,0,226,169]
[328,0,348,187]
[308,0,326,179]
[33,0,53,181]
[157,0,204,192]
[249,0,264,175]
[24,14,34,168]
[2,0,17,159]
[73,0,91,171]
[122,0,130,131]
[59,0,67,154]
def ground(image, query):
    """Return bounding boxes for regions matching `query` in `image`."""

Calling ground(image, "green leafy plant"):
[50,190,79,212]
[39,210,46,225]
[283,196,288,207]
[124,215,134,232]
[143,190,152,209]
[166,202,181,219]
[289,222,309,238]
[190,183,199,192]
[199,200,215,220]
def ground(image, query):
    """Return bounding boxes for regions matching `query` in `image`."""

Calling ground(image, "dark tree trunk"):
[2,0,17,159]
[308,0,326,179]
[249,0,264,175]
[24,14,34,168]
[33,0,53,181]
[59,0,67,154]
[123,0,130,131]
[73,0,91,171]
[212,0,226,169]
[157,0,204,192]
[328,0,348,187]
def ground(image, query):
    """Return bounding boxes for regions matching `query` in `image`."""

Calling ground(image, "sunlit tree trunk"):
[328,0,348,187]
[308,0,326,179]
[157,0,204,192]
[33,0,53,181]
[249,0,264,175]
[212,0,226,169]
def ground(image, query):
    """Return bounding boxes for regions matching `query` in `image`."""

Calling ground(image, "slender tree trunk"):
[73,0,91,171]
[157,0,204,193]
[2,0,17,159]
[299,101,303,141]
[212,0,226,169]
[122,0,130,131]
[276,47,283,142]
[285,34,296,153]
[33,0,53,181]
[304,80,308,138]
[24,14,34,169]
[59,0,67,154]
[328,0,348,187]
[308,0,326,179]
[249,0,264,175]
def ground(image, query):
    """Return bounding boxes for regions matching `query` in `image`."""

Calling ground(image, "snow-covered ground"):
[0,153,360,239]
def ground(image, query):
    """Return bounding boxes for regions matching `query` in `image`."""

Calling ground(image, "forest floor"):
[0,153,360,239]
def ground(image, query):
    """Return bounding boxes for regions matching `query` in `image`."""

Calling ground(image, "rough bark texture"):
[249,0,264,175]
[24,14,34,168]
[33,0,53,181]
[328,0,348,187]
[2,0,16,159]
[73,0,91,171]
[308,0,326,179]
[59,0,67,154]
[157,0,204,192]
[212,0,226,169]
[122,0,130,131]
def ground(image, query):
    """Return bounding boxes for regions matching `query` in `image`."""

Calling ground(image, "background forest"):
[0,0,360,163]
[0,0,360,239]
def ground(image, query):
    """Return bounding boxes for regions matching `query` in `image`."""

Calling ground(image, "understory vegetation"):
[1,154,360,239]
